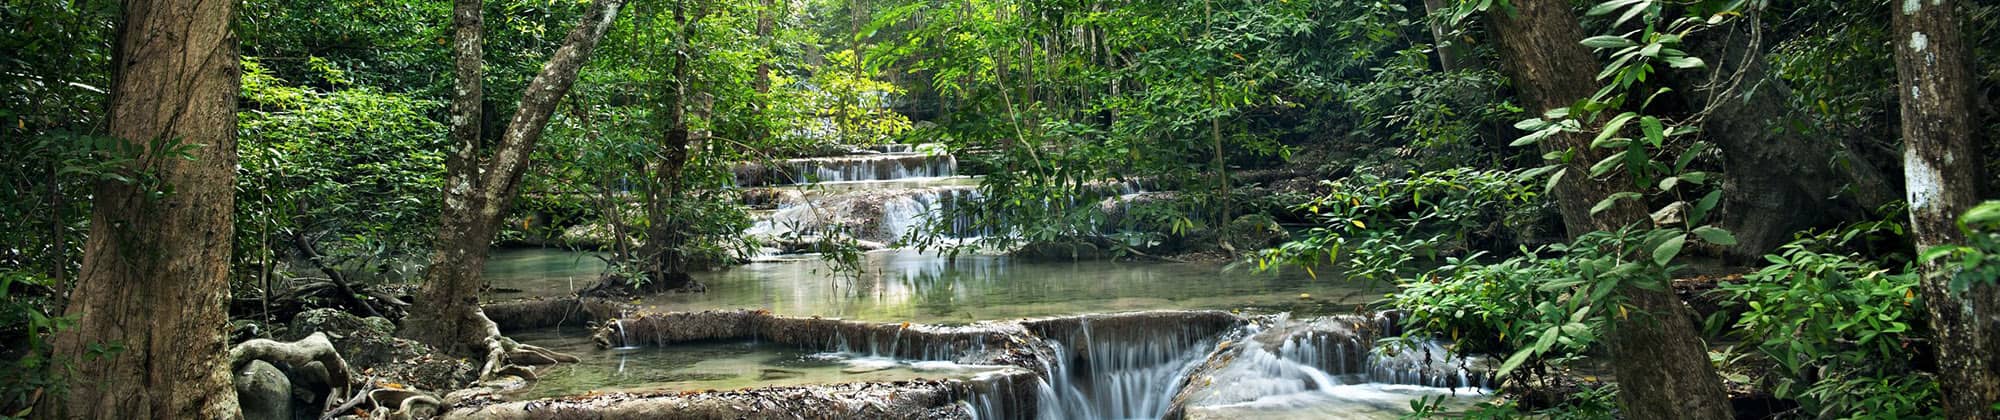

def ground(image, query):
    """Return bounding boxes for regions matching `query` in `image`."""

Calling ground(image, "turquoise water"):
[484,248,1386,324]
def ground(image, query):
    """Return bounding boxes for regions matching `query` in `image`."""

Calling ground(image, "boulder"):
[234,360,293,420]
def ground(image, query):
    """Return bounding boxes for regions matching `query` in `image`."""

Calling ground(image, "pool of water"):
[484,248,1386,324]
[507,328,1025,401]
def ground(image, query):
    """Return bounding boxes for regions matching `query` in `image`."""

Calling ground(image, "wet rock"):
[234,360,293,420]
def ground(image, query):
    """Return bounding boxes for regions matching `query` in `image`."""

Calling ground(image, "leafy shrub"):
[1257,168,1547,281]
[1715,238,1936,418]
[235,58,447,280]
[0,272,72,419]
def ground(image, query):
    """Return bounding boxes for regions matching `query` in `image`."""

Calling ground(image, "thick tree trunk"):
[39,0,242,417]
[1484,1,1732,418]
[402,0,628,354]
[1669,18,1896,260]
[1892,1,1999,416]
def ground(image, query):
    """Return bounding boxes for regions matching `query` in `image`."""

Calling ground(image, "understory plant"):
[1715,229,1936,418]
[1256,168,1546,281]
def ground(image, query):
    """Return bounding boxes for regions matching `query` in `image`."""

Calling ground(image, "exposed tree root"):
[230,332,355,412]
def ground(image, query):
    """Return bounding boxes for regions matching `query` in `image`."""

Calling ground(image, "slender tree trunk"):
[755,0,774,96]
[1669,17,1896,260]
[40,0,242,416]
[631,0,699,292]
[1892,1,1999,416]
[1484,0,1732,418]
[1420,0,1469,72]
[402,0,627,354]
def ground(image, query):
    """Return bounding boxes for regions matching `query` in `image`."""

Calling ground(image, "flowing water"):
[483,146,1490,418]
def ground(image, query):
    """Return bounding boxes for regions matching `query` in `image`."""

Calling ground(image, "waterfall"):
[735,152,957,187]
[958,312,1488,420]
[1031,318,1240,420]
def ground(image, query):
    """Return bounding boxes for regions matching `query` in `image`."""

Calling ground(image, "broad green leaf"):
[1593,112,1637,147]
[1653,234,1686,265]
[1589,150,1628,177]
[1690,190,1722,225]
[1496,348,1534,377]
[1693,226,1737,246]
[1640,116,1664,146]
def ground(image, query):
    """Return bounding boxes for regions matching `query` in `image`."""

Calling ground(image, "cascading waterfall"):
[735,152,958,187]
[1030,318,1242,420]
[964,313,1488,420]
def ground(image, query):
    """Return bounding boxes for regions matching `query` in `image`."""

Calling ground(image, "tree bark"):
[1892,1,1998,416]
[628,0,701,292]
[1420,0,1470,72]
[401,0,627,354]
[1484,0,1732,418]
[39,0,242,416]
[1668,17,1897,260]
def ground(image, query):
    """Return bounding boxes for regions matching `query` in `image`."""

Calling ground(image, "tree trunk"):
[1668,17,1897,260]
[1484,0,1732,418]
[1892,1,1998,416]
[628,0,700,293]
[1420,0,1469,72]
[39,0,242,416]
[755,0,774,96]
[401,0,627,354]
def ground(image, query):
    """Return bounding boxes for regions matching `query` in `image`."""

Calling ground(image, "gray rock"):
[234,360,293,420]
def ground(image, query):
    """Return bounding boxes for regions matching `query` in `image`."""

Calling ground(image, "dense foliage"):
[2,0,1998,416]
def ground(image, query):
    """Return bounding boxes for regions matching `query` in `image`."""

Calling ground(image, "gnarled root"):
[317,383,444,420]
[231,332,355,411]
[367,388,444,419]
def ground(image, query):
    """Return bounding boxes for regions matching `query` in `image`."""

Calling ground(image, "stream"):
[477,147,1492,419]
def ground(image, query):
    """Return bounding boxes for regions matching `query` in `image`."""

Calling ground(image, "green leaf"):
[1674,142,1707,172]
[1689,190,1722,225]
[1581,35,1636,49]
[1546,167,1568,194]
[1639,42,1663,58]
[1919,245,1966,264]
[1496,348,1535,377]
[1653,234,1686,266]
[1593,112,1637,147]
[1640,116,1664,146]
[1591,191,1641,215]
[1589,150,1628,177]
[1693,226,1737,246]
[1665,56,1705,69]
[1680,171,1708,185]
[1585,0,1644,16]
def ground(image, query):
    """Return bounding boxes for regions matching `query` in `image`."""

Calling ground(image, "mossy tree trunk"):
[1891,0,1998,416]
[1484,0,1732,417]
[39,0,243,416]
